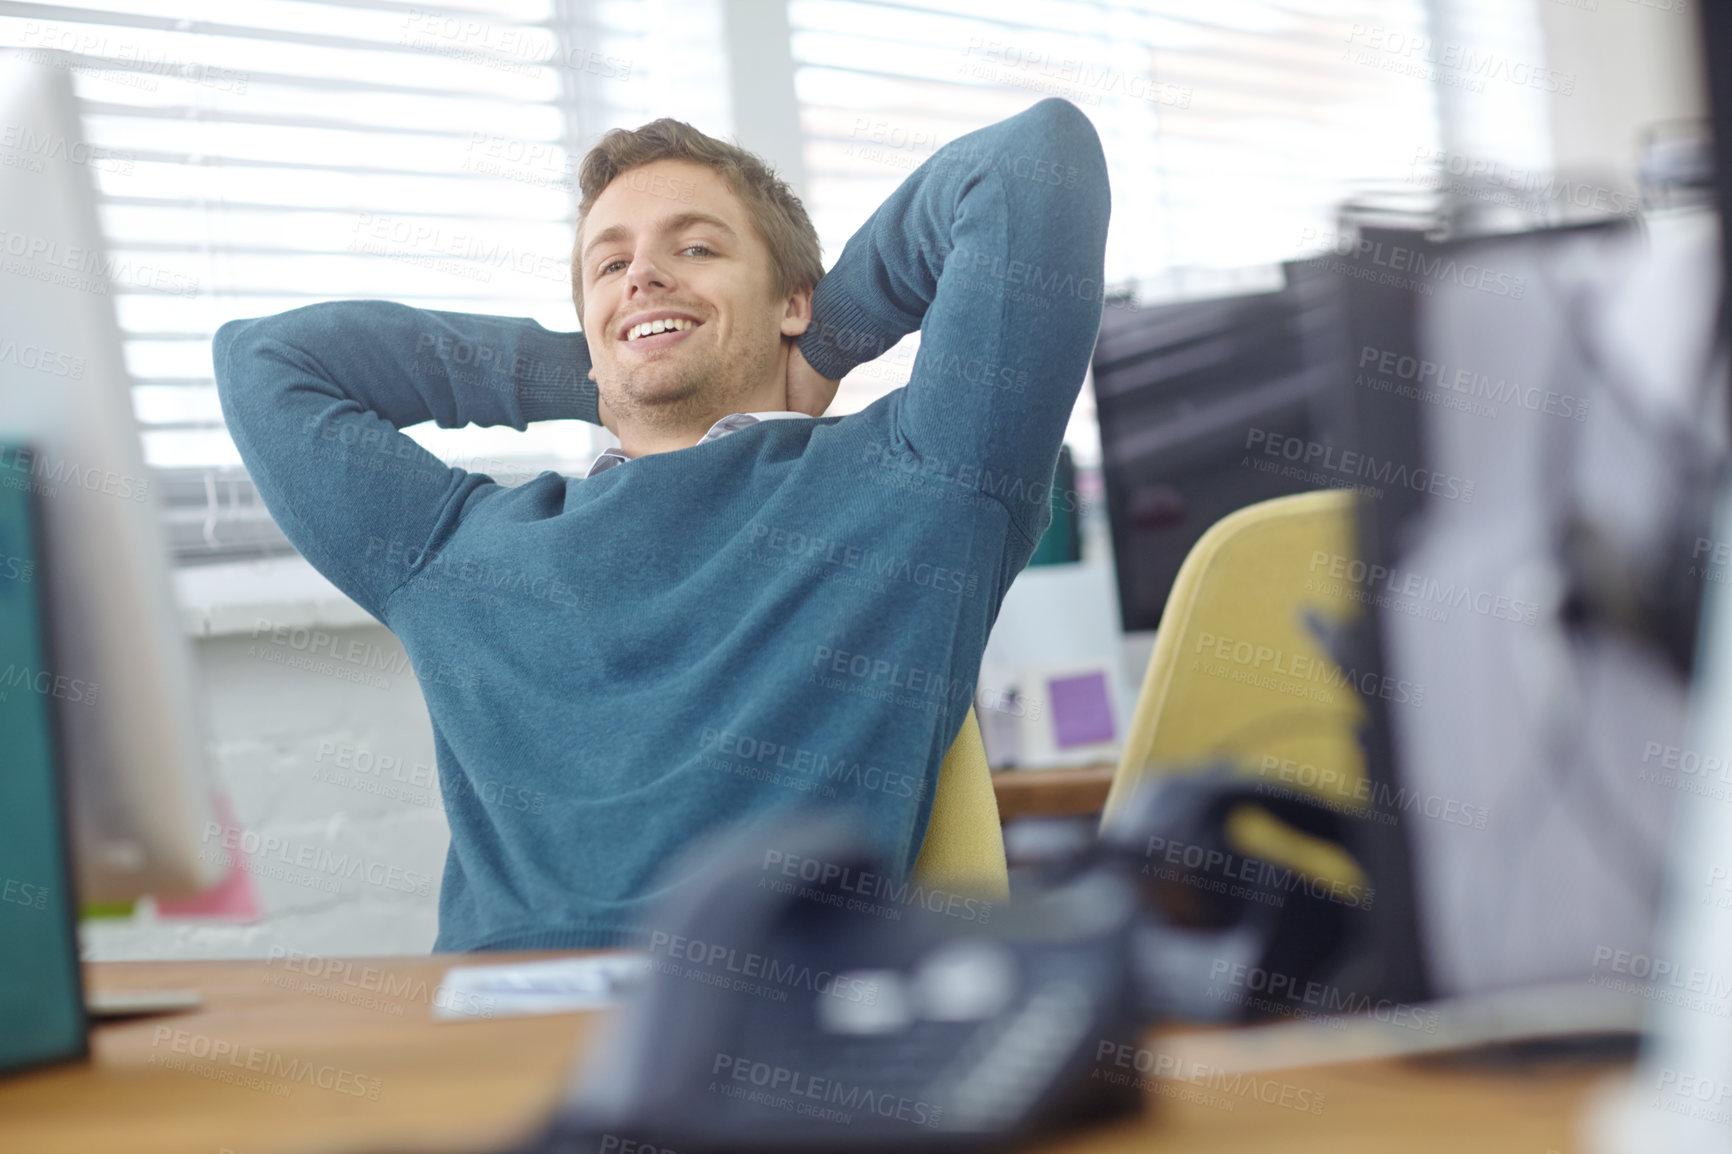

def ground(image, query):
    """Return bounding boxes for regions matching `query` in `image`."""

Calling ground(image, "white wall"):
[1534,0,1706,178]
[82,564,448,961]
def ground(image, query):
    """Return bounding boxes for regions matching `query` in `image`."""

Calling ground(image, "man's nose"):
[625,253,670,295]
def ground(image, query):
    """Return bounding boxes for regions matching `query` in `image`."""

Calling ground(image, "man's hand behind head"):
[786,343,839,418]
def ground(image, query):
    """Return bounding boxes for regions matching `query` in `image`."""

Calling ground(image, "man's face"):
[578,158,809,429]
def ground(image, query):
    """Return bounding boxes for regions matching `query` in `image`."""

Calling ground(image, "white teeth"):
[626,318,695,341]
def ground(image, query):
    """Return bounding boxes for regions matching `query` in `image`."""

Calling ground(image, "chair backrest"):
[913,708,1009,899]
[1102,489,1368,827]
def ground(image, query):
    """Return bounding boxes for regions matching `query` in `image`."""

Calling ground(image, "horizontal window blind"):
[788,0,1448,460]
[4,0,1547,557]
[0,0,728,561]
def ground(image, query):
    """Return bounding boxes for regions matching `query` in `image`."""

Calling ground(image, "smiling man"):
[574,127,827,457]
[214,97,1110,952]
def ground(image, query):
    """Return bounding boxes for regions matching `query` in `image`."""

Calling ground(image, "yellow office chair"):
[1102,490,1370,885]
[912,708,1009,899]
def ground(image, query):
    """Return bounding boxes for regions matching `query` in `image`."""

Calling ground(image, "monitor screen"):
[1092,276,1343,632]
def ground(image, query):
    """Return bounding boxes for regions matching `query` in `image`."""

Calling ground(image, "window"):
[2,0,1550,557]
[788,0,1459,460]
[0,0,729,559]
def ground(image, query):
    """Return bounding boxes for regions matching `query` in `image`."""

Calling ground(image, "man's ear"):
[779,283,814,339]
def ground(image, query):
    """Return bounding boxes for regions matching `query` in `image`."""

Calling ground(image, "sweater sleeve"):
[212,300,597,622]
[796,97,1111,545]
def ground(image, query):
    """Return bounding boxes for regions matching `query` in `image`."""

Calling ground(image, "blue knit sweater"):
[213,97,1110,951]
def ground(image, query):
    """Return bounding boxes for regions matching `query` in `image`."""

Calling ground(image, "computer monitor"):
[0,52,221,901]
[1332,200,1723,1005]
[0,441,86,1073]
[1594,448,1732,1149]
[1091,275,1343,633]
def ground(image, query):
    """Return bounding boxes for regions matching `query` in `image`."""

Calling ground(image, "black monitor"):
[1092,275,1342,633]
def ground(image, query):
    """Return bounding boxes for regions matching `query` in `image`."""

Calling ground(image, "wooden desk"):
[991,764,1116,822]
[0,956,1619,1154]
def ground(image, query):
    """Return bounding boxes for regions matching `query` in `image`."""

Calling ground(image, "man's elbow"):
[1023,98,1103,160]
[212,318,250,393]
[1016,98,1109,209]
[212,317,250,353]
[212,316,283,399]
[1024,97,1092,136]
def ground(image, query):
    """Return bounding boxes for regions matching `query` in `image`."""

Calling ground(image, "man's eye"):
[681,245,713,257]
[600,259,627,274]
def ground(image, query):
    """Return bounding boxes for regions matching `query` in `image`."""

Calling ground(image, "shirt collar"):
[583,411,807,479]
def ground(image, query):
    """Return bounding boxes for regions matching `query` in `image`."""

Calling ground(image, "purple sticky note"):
[1048,671,1116,749]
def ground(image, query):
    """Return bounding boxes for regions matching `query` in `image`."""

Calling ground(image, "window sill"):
[174,554,376,639]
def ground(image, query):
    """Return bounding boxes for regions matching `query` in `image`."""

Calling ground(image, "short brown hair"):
[571,119,823,318]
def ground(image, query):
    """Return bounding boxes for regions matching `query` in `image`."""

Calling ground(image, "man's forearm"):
[215,301,600,432]
[212,300,601,621]
[795,99,1108,549]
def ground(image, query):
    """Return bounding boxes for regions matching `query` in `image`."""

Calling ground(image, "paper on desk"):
[434,953,651,1021]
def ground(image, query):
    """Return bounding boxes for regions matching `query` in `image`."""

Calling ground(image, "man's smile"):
[619,311,704,351]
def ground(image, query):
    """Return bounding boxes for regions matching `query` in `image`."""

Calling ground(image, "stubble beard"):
[601,332,782,435]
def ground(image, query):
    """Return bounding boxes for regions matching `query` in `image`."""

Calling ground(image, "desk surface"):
[0,955,1615,1154]
[991,764,1116,822]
